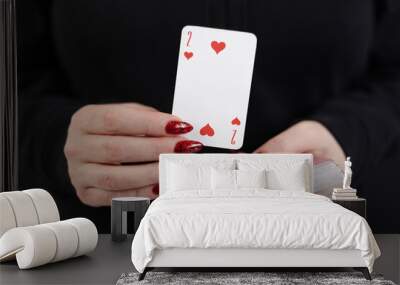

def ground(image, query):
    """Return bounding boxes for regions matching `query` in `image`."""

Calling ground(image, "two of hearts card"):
[172,26,257,149]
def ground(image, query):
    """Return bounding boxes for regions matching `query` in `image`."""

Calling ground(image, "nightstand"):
[332,198,366,219]
[111,197,150,242]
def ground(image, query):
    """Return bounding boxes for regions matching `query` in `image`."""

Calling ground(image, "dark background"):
[15,0,400,233]
[0,0,18,193]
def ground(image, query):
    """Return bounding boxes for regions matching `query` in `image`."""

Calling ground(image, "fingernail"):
[174,140,203,153]
[165,121,193,134]
[152,184,159,195]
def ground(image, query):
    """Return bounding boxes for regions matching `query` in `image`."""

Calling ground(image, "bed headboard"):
[159,153,314,195]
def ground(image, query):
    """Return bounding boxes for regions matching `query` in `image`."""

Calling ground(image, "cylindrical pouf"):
[0,226,57,269]
[64,218,98,257]
[0,218,98,269]
[0,191,39,227]
[0,196,17,237]
[42,221,79,262]
[23,189,60,224]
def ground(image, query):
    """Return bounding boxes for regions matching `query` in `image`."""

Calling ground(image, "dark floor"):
[0,234,398,284]
[374,235,400,284]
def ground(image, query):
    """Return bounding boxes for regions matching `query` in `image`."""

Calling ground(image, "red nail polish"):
[152,184,159,195]
[174,140,203,153]
[165,121,193,134]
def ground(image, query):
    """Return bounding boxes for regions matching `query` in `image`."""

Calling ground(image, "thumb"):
[254,121,346,167]
[254,121,323,154]
[255,124,310,153]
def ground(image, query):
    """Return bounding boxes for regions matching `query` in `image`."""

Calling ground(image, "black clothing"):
[17,1,400,232]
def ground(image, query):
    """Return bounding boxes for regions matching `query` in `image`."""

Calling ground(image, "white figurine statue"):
[343,157,353,189]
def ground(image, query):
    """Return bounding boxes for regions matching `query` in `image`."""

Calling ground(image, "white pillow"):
[237,159,308,191]
[166,159,236,192]
[236,169,267,189]
[211,169,268,190]
[167,163,211,191]
[211,168,236,190]
[266,168,306,191]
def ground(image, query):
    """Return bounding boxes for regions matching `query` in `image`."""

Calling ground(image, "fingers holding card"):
[172,26,257,150]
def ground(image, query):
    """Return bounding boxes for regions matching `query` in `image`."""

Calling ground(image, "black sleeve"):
[17,0,83,196]
[310,2,400,183]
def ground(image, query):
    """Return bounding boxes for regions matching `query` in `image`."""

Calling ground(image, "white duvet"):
[131,190,380,273]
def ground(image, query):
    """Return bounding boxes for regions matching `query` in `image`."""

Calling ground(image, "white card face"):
[172,26,257,149]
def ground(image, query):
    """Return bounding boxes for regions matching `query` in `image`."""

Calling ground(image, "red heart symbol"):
[200,123,215,137]
[184,51,193,60]
[231,117,241,125]
[211,41,226,54]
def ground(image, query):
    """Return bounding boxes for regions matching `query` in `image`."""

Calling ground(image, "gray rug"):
[117,272,396,285]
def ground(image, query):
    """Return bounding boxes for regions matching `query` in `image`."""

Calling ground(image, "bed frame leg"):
[354,267,371,280]
[138,268,148,281]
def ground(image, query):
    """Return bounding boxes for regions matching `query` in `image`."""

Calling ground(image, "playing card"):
[172,26,257,149]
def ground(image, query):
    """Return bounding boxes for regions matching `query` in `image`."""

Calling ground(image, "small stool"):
[111,197,150,242]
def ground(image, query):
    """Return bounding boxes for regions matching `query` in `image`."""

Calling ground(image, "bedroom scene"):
[1,0,400,284]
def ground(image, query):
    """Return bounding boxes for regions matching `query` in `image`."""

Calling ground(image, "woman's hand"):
[64,103,202,207]
[254,120,346,168]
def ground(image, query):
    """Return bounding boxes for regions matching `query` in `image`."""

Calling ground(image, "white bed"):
[131,154,380,280]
